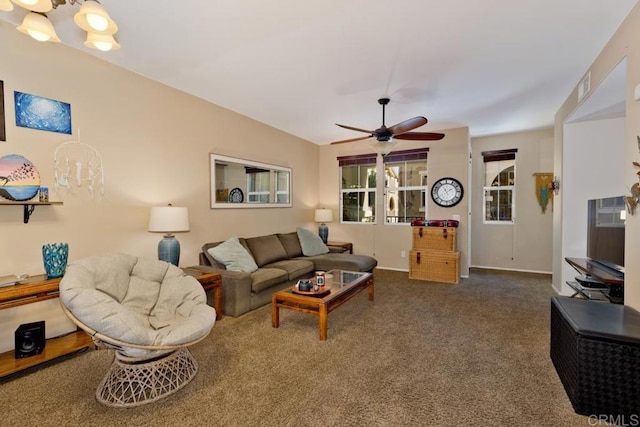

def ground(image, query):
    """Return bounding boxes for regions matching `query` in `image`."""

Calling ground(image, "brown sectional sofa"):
[197,232,377,317]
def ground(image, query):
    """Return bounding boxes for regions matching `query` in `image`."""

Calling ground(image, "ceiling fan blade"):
[388,116,428,136]
[330,135,373,145]
[394,132,445,141]
[336,123,375,134]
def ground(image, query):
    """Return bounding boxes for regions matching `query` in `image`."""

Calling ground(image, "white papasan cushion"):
[60,254,216,357]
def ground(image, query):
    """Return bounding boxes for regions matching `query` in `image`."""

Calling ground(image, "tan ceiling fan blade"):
[394,132,445,141]
[388,116,428,136]
[330,135,373,145]
[335,123,374,134]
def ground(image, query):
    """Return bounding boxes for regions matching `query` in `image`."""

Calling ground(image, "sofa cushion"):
[296,227,329,256]
[245,234,289,267]
[264,259,314,280]
[250,268,289,293]
[277,232,304,258]
[207,236,259,273]
[300,253,377,273]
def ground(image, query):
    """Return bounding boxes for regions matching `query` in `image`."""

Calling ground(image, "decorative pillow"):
[244,234,288,267]
[207,236,258,273]
[296,227,329,256]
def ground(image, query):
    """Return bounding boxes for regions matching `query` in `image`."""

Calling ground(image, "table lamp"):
[148,205,190,266]
[314,208,334,244]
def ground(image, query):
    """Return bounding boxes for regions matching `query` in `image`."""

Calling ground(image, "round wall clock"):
[431,177,463,207]
[229,187,244,203]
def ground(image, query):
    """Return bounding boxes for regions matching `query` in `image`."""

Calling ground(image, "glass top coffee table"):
[271,270,374,341]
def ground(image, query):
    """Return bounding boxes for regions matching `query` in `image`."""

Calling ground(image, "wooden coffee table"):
[271,270,374,340]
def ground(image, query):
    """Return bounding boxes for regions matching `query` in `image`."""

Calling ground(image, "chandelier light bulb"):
[86,12,108,31]
[27,28,50,41]
[85,32,120,51]
[17,12,60,43]
[0,0,14,11]
[11,0,52,12]
[74,0,117,35]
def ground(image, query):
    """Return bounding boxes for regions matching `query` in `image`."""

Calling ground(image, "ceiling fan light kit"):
[331,97,445,155]
[6,0,120,51]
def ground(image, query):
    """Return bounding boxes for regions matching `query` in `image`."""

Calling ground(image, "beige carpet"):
[0,269,588,426]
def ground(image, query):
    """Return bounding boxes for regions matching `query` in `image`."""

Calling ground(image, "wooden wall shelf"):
[0,201,63,223]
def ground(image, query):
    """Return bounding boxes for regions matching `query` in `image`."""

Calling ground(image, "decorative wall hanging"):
[14,91,71,134]
[0,81,5,141]
[0,154,40,201]
[533,172,554,213]
[53,139,105,200]
[626,139,640,215]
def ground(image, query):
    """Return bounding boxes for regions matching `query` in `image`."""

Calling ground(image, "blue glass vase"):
[42,243,69,279]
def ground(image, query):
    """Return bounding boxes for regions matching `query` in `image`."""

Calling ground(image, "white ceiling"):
[1,1,637,144]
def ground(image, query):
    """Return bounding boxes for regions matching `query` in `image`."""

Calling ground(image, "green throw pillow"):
[296,227,329,256]
[207,236,258,273]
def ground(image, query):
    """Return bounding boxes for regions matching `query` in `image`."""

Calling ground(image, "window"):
[275,170,290,204]
[338,154,377,223]
[482,149,517,223]
[383,148,429,224]
[246,167,271,203]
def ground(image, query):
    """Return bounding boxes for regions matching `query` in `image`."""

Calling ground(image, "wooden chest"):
[409,250,460,284]
[412,227,457,251]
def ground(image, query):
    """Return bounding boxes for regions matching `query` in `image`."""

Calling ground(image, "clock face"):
[431,177,463,207]
[229,187,244,203]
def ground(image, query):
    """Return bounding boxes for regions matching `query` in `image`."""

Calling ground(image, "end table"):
[326,241,353,254]
[182,267,223,320]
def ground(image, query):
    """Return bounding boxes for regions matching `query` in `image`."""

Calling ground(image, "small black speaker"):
[15,321,45,359]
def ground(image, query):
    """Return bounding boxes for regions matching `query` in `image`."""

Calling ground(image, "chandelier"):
[0,0,119,51]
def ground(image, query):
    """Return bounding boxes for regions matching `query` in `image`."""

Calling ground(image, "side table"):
[183,267,223,320]
[0,274,93,378]
[326,241,353,254]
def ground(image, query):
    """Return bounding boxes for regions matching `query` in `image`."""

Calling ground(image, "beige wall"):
[318,127,471,276]
[0,21,319,351]
[553,2,640,309]
[471,128,554,272]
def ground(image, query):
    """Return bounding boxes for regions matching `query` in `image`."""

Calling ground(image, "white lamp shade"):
[17,12,60,42]
[11,0,52,12]
[74,0,117,34]
[148,206,190,233]
[314,209,334,223]
[370,140,397,156]
[0,0,14,12]
[85,32,120,51]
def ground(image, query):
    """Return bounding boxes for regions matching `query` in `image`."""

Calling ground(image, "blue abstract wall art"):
[14,91,72,135]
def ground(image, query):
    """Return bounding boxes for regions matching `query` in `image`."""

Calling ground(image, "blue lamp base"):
[318,223,329,244]
[158,234,181,266]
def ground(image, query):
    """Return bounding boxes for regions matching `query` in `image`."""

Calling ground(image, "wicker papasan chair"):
[59,253,216,408]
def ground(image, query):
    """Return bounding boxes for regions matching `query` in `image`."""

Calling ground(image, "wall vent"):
[578,71,591,101]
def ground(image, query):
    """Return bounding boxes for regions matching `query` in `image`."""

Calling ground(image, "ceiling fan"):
[330,98,445,153]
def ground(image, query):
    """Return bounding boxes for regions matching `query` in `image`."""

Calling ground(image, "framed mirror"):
[210,154,292,208]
